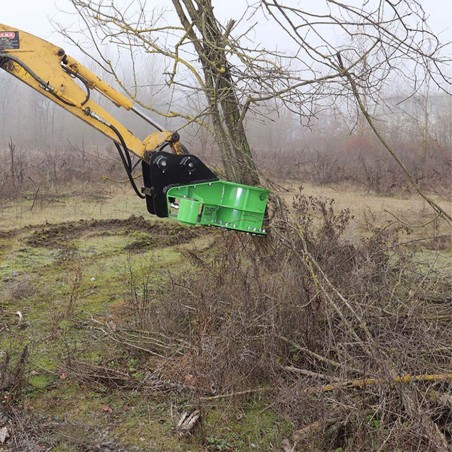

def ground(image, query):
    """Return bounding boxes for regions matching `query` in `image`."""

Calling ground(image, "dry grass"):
[108,189,452,450]
[0,346,29,405]
[0,184,145,231]
[0,156,450,449]
[283,181,451,229]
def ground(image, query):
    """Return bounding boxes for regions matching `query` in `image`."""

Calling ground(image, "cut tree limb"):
[298,373,452,395]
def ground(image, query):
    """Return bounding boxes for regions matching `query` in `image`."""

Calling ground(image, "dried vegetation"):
[0,138,450,448]
[59,191,452,450]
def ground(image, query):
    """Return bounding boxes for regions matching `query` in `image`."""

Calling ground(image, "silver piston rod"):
[131,106,164,132]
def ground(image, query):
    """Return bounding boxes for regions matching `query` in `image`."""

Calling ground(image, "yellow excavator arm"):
[0,23,184,158]
[0,24,268,235]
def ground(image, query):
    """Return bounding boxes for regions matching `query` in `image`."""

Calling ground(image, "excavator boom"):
[0,24,268,235]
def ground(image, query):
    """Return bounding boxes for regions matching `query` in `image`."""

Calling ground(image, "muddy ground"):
[0,209,239,451]
[0,186,450,451]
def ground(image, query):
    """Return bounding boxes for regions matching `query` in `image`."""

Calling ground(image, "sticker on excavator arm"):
[0,31,20,50]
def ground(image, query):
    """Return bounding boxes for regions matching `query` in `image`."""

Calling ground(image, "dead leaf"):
[0,426,10,444]
[281,438,295,452]
[184,374,196,386]
[176,410,200,437]
[101,405,113,413]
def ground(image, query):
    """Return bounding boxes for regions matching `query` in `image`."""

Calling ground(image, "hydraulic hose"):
[108,124,146,199]
[0,53,90,106]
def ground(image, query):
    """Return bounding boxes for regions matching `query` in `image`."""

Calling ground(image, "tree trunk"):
[172,0,260,185]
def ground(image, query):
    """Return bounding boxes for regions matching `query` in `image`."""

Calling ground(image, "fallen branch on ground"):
[299,373,452,395]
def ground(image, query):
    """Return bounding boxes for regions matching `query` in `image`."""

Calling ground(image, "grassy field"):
[0,183,450,450]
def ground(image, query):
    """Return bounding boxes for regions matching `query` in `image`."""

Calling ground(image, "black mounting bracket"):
[141,151,219,218]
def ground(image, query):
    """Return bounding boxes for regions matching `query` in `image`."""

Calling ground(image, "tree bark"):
[172,0,260,185]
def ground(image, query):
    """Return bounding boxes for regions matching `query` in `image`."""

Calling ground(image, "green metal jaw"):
[166,180,269,235]
[141,151,268,235]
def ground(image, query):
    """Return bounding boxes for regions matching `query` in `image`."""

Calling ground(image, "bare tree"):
[61,0,450,191]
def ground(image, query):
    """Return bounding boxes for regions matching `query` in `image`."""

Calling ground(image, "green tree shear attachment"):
[142,151,268,235]
[167,181,268,235]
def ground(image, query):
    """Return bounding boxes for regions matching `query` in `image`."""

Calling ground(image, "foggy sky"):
[1,0,450,150]
[3,0,452,54]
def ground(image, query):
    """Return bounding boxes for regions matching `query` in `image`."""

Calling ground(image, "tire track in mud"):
[27,215,201,249]
[1,215,202,250]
